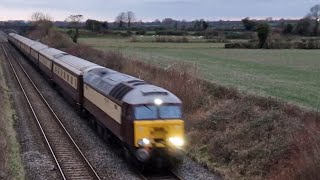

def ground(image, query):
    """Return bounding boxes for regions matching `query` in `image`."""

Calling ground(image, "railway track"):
[1,42,101,180]
[0,31,7,43]
[137,170,183,180]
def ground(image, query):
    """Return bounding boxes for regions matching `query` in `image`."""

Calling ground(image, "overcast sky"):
[0,0,319,21]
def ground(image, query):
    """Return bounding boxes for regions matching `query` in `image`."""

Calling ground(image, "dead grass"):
[0,54,25,179]
[29,28,320,180]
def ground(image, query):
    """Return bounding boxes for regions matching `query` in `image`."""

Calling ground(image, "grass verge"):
[0,52,25,179]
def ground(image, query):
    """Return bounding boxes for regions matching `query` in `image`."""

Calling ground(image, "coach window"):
[75,79,77,87]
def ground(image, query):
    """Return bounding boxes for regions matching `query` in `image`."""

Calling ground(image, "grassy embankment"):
[80,36,320,110]
[0,52,25,179]
[30,29,320,179]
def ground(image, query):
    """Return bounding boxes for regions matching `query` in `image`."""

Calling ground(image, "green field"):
[79,36,320,110]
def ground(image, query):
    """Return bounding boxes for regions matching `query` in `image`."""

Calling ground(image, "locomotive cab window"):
[134,105,182,120]
[159,105,182,119]
[134,105,157,120]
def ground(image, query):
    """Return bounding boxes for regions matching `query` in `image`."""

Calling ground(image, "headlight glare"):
[169,137,184,146]
[138,138,150,147]
[154,98,163,105]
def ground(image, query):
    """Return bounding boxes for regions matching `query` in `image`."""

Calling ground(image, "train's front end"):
[124,86,185,167]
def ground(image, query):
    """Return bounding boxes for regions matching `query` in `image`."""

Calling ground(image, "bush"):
[206,37,229,43]
[155,36,189,43]
[225,31,256,39]
[225,42,258,49]
[256,23,270,48]
[135,30,146,35]
[155,30,187,36]
[225,36,320,49]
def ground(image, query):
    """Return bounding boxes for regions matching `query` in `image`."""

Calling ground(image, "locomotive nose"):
[134,120,184,148]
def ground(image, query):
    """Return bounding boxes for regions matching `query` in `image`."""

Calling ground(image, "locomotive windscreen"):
[134,105,182,120]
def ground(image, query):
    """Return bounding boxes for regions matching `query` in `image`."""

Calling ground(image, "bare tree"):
[115,12,127,28]
[30,12,53,36]
[310,4,320,36]
[127,11,136,28]
[31,12,53,22]
[66,14,83,43]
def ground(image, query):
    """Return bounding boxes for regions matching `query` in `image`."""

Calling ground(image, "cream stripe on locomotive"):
[53,64,78,89]
[84,84,122,124]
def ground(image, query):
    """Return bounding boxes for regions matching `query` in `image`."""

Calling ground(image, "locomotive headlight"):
[169,137,184,147]
[154,98,163,106]
[138,138,151,147]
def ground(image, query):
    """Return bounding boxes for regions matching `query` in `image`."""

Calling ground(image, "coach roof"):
[11,33,37,47]
[55,55,102,75]
[39,48,66,60]
[30,42,48,51]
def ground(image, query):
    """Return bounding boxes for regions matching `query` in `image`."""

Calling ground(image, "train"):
[8,33,185,168]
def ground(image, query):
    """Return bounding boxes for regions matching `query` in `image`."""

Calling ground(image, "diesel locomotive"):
[8,33,185,167]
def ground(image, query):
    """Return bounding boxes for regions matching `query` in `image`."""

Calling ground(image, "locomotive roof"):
[122,84,182,105]
[84,67,182,105]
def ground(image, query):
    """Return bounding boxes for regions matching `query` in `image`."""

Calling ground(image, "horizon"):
[1,17,304,23]
[0,0,318,22]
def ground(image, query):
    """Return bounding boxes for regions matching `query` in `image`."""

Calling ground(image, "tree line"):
[29,3,320,46]
[242,4,320,36]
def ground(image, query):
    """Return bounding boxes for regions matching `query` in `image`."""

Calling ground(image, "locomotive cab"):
[132,98,185,163]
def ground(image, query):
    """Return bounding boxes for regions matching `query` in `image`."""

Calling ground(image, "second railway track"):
[1,43,101,180]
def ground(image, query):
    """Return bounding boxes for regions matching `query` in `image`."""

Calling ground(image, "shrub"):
[256,23,271,48]
[135,30,146,35]
[225,31,256,39]
[155,30,187,36]
[225,42,258,49]
[155,36,189,43]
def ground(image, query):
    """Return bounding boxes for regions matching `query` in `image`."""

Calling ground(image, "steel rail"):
[3,43,101,180]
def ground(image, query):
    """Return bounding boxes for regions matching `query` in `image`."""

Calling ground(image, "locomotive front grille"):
[151,128,168,147]
[134,120,185,148]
